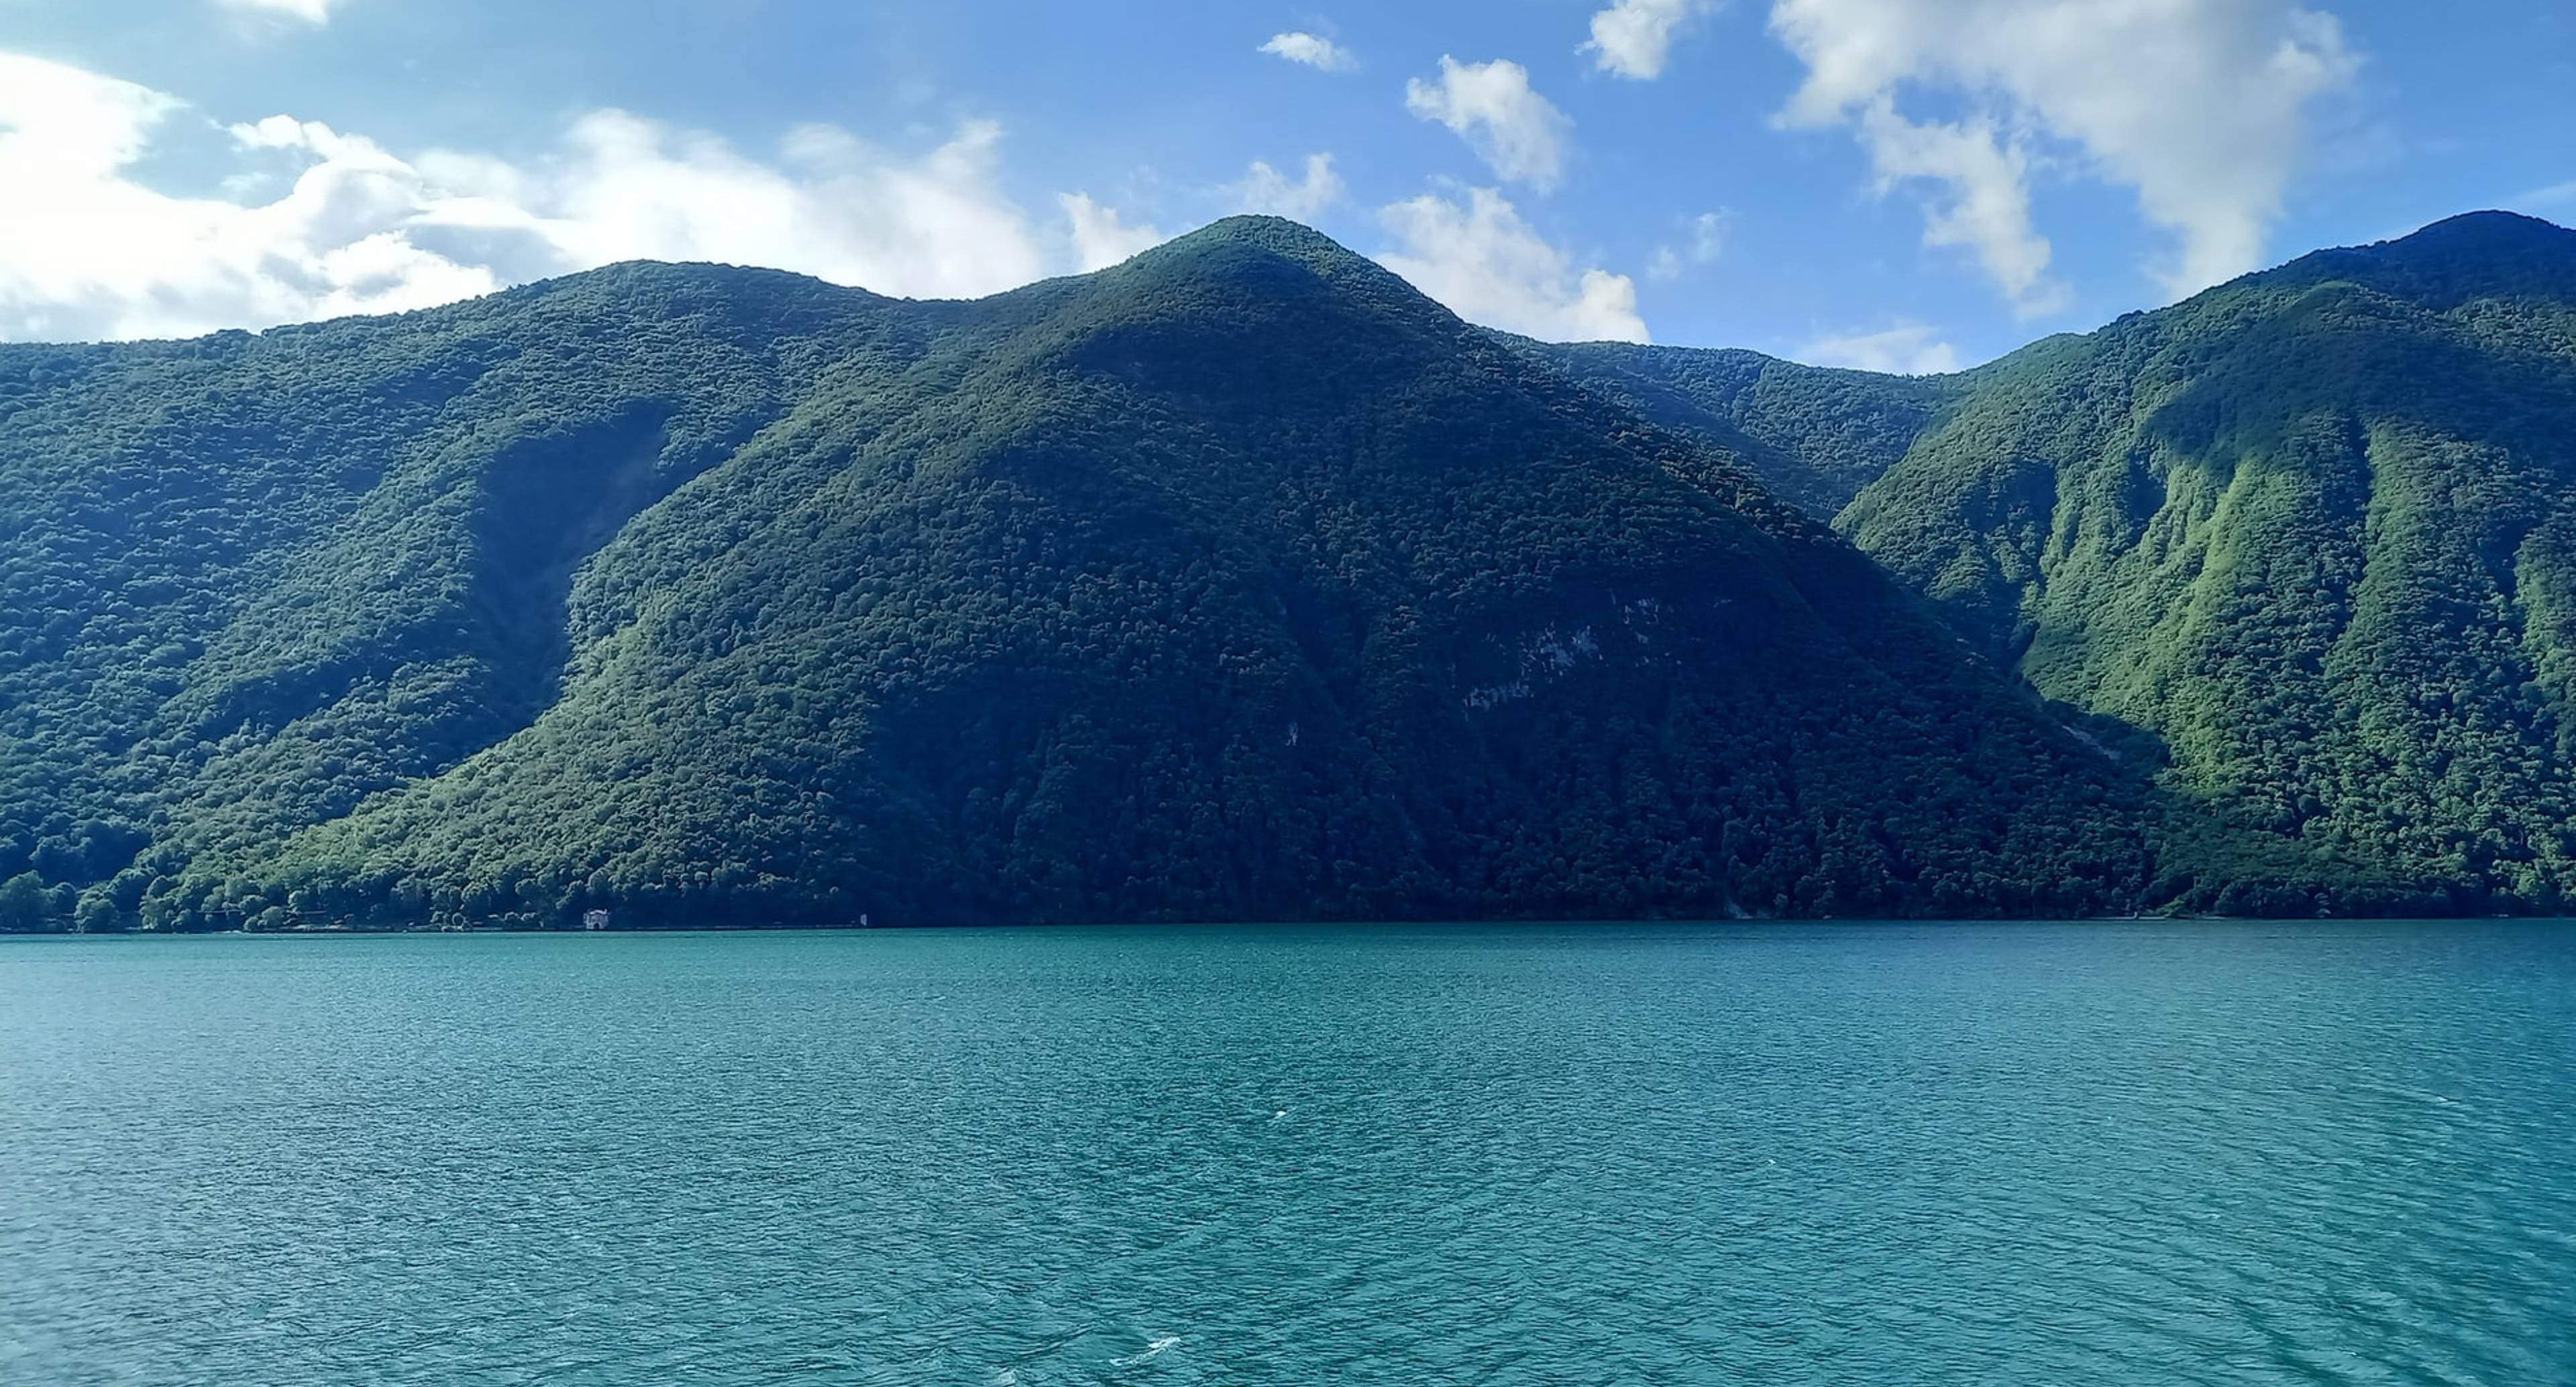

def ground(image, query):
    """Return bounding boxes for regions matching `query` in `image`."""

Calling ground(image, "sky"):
[0,1,2569,370]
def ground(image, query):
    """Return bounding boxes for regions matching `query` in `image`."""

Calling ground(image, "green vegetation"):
[1,217,2245,930]
[1529,340,1963,519]
[1821,211,2576,911]
[15,211,2561,930]
[1,262,914,930]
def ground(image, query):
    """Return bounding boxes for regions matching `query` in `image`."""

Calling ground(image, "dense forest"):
[4,212,2565,930]
[1523,338,1962,520]
[1555,211,2576,914]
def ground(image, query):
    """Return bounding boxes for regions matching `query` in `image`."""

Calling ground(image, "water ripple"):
[2,921,2571,1384]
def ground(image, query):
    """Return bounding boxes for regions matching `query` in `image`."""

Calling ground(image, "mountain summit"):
[2256,210,2576,308]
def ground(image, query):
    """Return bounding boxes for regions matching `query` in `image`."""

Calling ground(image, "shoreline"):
[6,912,2561,939]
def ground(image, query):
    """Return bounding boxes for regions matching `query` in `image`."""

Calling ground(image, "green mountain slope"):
[1831,211,2576,909]
[1,265,919,928]
[3,217,2218,930]
[1526,340,1962,518]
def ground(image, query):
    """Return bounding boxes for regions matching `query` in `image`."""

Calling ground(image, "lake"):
[3,922,2571,1385]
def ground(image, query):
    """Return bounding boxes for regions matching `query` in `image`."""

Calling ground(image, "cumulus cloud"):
[1769,0,2361,304]
[1226,154,1345,221]
[1404,57,1572,193]
[1376,186,1646,343]
[486,113,1059,292]
[1796,321,1962,375]
[1260,32,1357,72]
[427,113,1056,298]
[1648,209,1731,281]
[0,54,501,341]
[0,50,1077,341]
[1060,192,1168,271]
[222,0,343,21]
[1585,0,1715,80]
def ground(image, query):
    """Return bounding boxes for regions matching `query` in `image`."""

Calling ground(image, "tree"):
[0,873,56,932]
[73,889,125,934]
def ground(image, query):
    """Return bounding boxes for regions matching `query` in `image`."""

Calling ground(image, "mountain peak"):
[2390,208,2571,247]
[1018,214,1462,354]
[2261,209,2576,308]
[1179,214,1350,251]
[1119,215,1389,286]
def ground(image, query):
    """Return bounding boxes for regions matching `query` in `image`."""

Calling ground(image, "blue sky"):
[0,0,2568,368]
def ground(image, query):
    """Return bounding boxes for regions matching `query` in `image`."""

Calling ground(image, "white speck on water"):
[1112,1337,1181,1368]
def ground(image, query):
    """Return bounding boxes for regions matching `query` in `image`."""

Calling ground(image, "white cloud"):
[1796,321,1962,375]
[1376,186,1646,343]
[1260,32,1357,72]
[419,113,1056,300]
[1060,192,1168,271]
[1585,0,1715,80]
[1227,154,1346,221]
[0,55,502,341]
[1770,0,2360,304]
[0,50,1071,341]
[1648,209,1731,281]
[221,0,343,21]
[1857,103,2068,317]
[2512,179,2576,211]
[1404,57,1573,193]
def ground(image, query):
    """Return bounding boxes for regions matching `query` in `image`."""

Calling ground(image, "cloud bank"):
[0,54,502,341]
[0,52,1634,349]
[0,52,1160,341]
[1770,0,2360,307]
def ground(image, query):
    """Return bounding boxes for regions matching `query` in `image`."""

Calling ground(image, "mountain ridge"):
[9,211,2563,930]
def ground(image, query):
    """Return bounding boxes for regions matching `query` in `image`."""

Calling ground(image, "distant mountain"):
[1605,211,2576,913]
[1527,340,1962,519]
[3,217,2231,932]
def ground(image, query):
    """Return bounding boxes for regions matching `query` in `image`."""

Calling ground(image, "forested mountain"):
[9,211,2562,932]
[1590,211,2576,913]
[1860,212,2576,911]
[4,217,2240,932]
[1527,340,1964,519]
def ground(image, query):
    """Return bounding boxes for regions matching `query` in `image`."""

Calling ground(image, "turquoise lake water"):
[2,922,2571,1385]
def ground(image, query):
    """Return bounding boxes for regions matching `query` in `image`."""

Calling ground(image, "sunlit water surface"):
[3,922,2571,1385]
